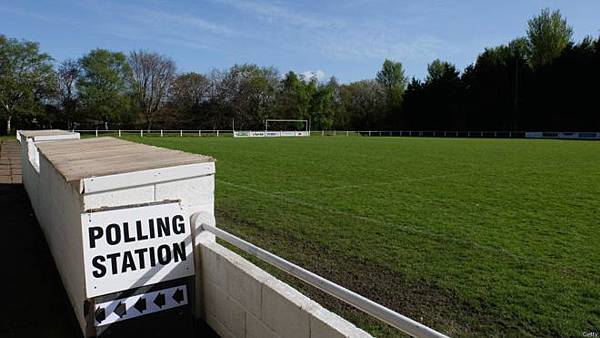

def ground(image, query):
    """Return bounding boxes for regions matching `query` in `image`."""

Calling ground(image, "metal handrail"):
[198,222,449,338]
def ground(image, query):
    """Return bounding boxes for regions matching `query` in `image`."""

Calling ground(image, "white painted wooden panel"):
[81,162,214,194]
[82,185,155,211]
[155,175,214,207]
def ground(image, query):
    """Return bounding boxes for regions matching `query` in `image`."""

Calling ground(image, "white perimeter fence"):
[73,129,600,140]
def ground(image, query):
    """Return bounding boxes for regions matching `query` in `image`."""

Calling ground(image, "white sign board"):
[94,285,188,326]
[233,130,309,138]
[81,202,194,298]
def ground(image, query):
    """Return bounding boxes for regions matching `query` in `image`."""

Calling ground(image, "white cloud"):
[77,0,238,52]
[211,0,449,64]
[0,5,71,24]
[318,33,449,62]
[134,9,236,36]
[213,0,344,29]
[300,70,326,81]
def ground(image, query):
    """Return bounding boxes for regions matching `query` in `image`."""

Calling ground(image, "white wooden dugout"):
[18,134,215,336]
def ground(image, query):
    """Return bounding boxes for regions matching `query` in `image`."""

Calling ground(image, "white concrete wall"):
[22,138,215,335]
[18,134,80,219]
[37,155,88,332]
[81,165,215,325]
[80,165,215,222]
[17,133,87,333]
[19,139,40,217]
[197,233,372,338]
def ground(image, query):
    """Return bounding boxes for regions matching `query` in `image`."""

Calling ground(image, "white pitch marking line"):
[272,172,470,195]
[216,179,523,262]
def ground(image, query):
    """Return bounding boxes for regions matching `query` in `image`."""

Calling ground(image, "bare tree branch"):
[128,50,176,129]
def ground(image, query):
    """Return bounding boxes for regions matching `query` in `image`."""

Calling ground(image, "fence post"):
[118,129,121,137]
[346,130,349,136]
[333,130,336,136]
[140,129,143,137]
[509,131,512,138]
[198,130,201,137]
[95,129,98,137]
[180,130,183,137]
[368,131,371,136]
[217,130,219,137]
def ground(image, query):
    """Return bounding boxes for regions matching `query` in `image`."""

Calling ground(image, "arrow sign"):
[95,307,106,323]
[172,288,184,303]
[94,285,188,326]
[114,302,127,318]
[154,293,165,308]
[134,297,146,313]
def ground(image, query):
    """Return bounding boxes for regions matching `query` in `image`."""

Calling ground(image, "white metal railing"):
[313,130,526,138]
[198,222,449,338]
[73,129,234,137]
[74,129,581,140]
[73,129,529,139]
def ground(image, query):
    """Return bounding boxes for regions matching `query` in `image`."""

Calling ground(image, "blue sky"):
[2,0,599,82]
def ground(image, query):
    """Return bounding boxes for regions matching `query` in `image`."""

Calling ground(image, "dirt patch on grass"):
[217,207,512,337]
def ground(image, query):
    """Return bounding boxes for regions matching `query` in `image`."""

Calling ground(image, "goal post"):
[265,119,309,133]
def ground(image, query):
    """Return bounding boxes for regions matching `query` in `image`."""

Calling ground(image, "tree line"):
[1,8,599,135]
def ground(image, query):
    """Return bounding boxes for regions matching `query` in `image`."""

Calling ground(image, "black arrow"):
[154,293,165,308]
[95,307,106,324]
[114,302,127,318]
[134,297,146,313]
[172,288,184,303]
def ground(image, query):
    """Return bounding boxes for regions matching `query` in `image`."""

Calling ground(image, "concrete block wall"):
[197,233,372,338]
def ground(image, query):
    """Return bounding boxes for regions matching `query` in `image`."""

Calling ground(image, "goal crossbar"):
[265,119,309,132]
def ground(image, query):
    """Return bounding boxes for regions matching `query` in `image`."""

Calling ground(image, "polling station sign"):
[81,202,194,298]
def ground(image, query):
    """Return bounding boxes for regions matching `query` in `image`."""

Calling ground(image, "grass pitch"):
[128,135,600,337]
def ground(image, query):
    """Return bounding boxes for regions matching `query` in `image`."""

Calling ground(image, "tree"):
[401,78,424,129]
[128,50,176,130]
[526,8,573,68]
[340,80,385,129]
[168,72,211,128]
[214,64,279,130]
[0,35,55,134]
[309,78,338,130]
[277,71,313,121]
[57,58,80,128]
[426,59,455,83]
[461,38,531,130]
[77,49,132,128]
[376,59,407,109]
[405,59,462,130]
[170,72,211,108]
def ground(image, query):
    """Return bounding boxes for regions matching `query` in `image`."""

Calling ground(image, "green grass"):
[126,135,600,337]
